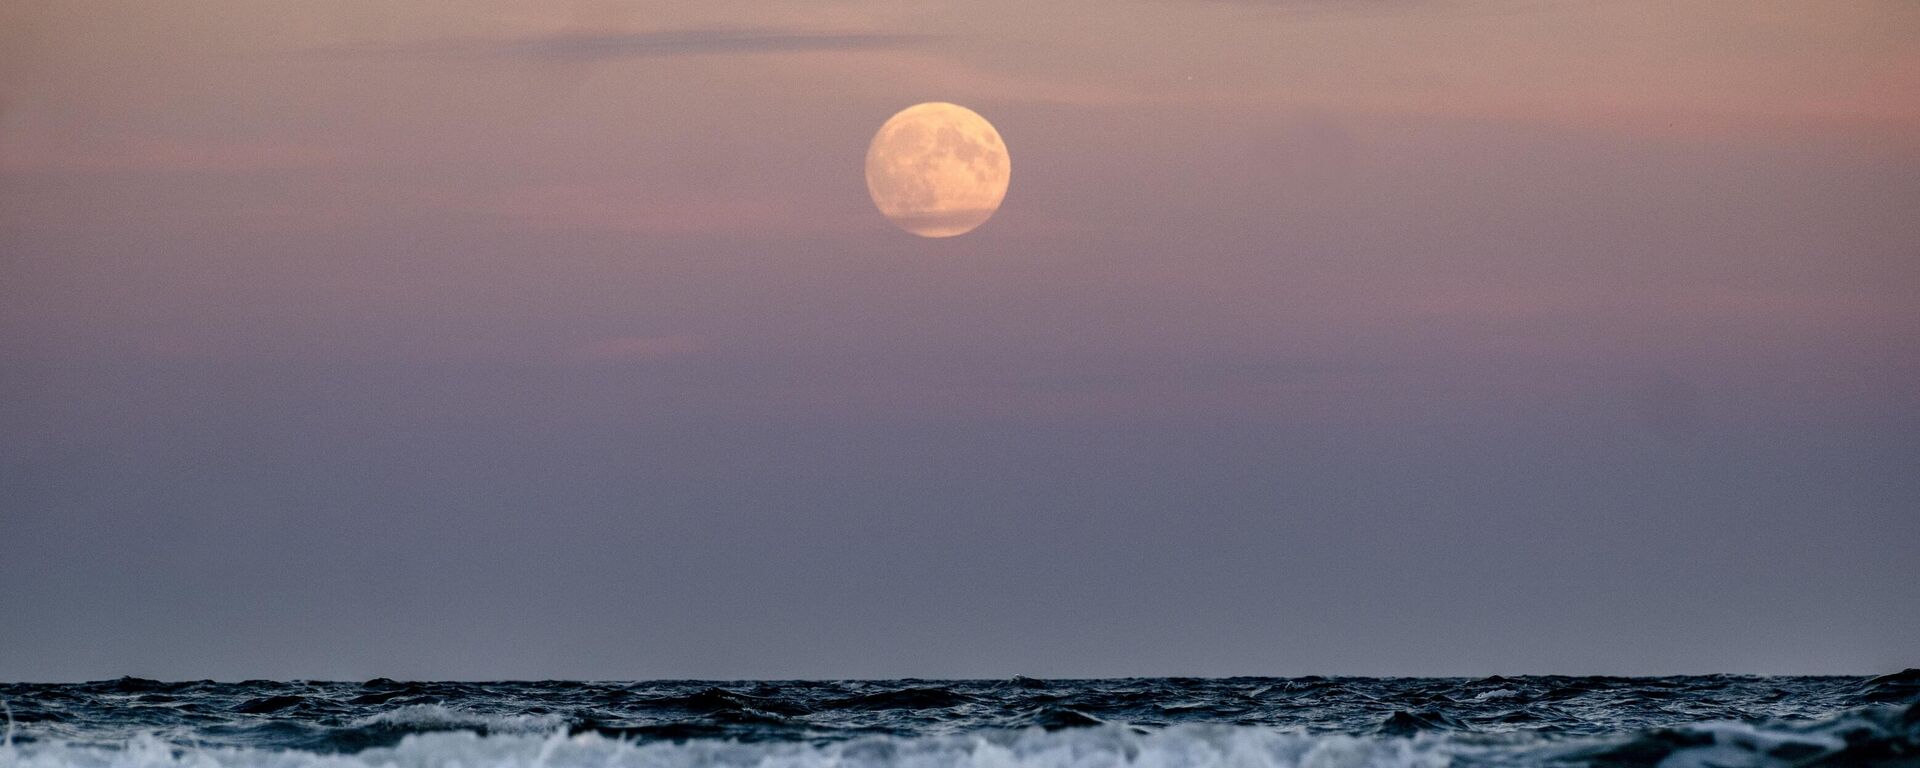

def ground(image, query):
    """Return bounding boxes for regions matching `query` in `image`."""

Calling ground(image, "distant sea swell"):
[3,672,1917,767]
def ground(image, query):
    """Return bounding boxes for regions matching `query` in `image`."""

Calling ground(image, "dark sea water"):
[3,673,1917,767]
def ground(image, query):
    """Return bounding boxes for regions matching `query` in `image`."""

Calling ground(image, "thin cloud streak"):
[1166,0,1560,17]
[312,26,945,61]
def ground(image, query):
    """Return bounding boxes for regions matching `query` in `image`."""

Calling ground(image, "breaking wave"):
[2,673,1916,767]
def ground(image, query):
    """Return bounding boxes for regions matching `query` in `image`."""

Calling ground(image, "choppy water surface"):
[3,673,1917,767]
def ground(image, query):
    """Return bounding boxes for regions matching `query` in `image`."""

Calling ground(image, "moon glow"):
[865,103,1010,238]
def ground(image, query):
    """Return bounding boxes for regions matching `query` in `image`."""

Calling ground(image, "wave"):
[4,702,1915,768]
[0,725,1457,768]
[5,675,1916,766]
[349,704,567,733]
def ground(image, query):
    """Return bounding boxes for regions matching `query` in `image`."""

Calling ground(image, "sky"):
[1,0,1916,681]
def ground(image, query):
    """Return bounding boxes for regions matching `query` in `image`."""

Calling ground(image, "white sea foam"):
[349,704,566,733]
[0,726,1461,768]
[1468,689,1517,702]
[4,708,1908,768]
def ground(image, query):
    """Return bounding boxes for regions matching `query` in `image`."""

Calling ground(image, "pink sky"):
[1,0,1916,678]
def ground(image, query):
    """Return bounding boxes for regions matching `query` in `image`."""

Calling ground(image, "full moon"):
[865,102,1010,238]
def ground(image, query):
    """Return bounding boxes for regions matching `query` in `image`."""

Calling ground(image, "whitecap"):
[0,725,1460,768]
[348,704,565,734]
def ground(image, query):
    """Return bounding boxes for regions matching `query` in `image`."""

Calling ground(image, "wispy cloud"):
[316,26,943,61]
[1164,0,1560,20]
[0,134,336,173]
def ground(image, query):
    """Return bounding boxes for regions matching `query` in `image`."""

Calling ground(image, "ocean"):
[2,673,1916,767]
